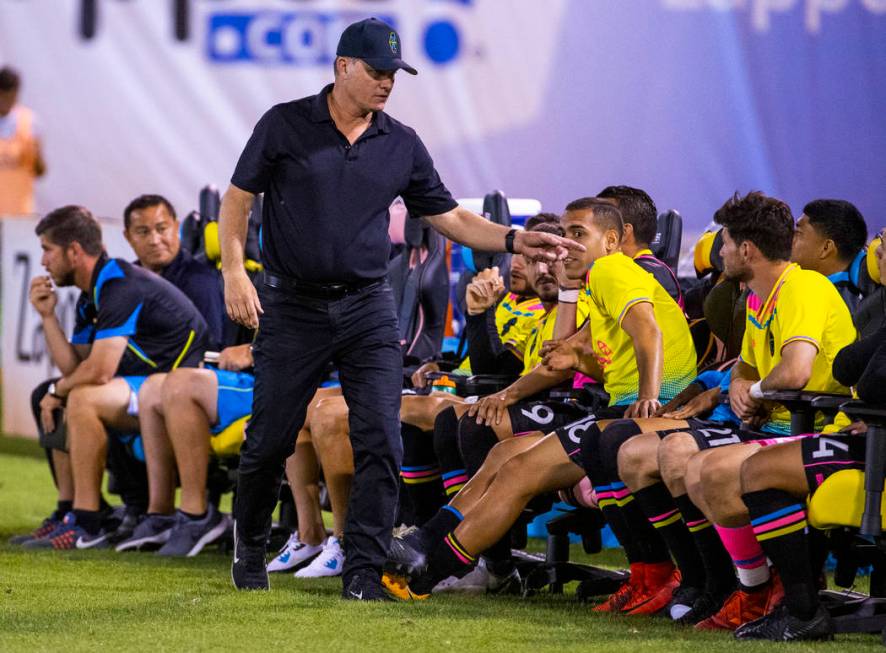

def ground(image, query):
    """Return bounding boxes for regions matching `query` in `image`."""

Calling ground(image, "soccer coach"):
[220,17,582,600]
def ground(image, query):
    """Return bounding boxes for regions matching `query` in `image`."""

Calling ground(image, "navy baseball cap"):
[336,18,418,76]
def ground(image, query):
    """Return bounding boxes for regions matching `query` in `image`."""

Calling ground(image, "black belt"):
[264,273,384,299]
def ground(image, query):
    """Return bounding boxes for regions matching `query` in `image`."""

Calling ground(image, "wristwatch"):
[47,382,64,401]
[504,228,517,254]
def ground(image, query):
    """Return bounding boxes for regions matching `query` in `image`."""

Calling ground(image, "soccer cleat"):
[695,572,784,631]
[386,530,428,577]
[9,513,63,545]
[294,536,344,578]
[626,568,681,615]
[734,603,834,642]
[157,506,228,557]
[433,558,490,593]
[115,513,176,552]
[620,561,675,613]
[486,566,523,596]
[23,513,108,550]
[592,566,645,612]
[267,531,323,572]
[230,521,269,590]
[675,581,737,625]
[342,570,395,601]
[381,572,430,601]
[667,583,704,621]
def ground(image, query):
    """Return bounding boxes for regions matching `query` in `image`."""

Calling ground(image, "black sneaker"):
[342,570,394,601]
[667,584,704,621]
[231,520,269,590]
[486,567,523,596]
[158,505,228,557]
[676,583,735,625]
[734,603,834,642]
[386,531,427,577]
[115,513,175,552]
[106,506,145,545]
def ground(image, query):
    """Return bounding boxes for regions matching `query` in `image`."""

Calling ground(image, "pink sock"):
[715,523,770,588]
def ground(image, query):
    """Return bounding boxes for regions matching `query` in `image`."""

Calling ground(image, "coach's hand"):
[30,276,57,318]
[467,389,515,426]
[224,268,263,329]
[514,229,585,263]
[40,393,63,433]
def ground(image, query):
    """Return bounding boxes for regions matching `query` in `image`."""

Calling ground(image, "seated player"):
[382,195,697,599]
[16,194,226,546]
[730,308,886,642]
[790,198,868,310]
[24,206,210,550]
[613,192,855,624]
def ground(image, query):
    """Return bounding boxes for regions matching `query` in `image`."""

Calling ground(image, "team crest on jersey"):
[389,32,399,54]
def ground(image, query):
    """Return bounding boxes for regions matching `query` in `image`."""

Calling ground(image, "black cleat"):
[386,532,428,577]
[230,522,269,591]
[667,583,704,621]
[676,583,735,625]
[734,603,834,642]
[343,570,394,601]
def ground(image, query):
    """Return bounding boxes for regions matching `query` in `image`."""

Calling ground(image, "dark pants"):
[235,280,403,581]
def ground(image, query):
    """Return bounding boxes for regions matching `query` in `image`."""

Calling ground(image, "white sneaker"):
[267,532,323,573]
[294,536,345,578]
[433,558,490,593]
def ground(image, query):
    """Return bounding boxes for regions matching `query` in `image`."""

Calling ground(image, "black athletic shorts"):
[507,400,588,436]
[656,418,767,451]
[553,406,628,470]
[802,434,866,492]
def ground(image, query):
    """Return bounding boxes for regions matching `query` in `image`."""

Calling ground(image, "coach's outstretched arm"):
[424,206,584,262]
[219,183,263,329]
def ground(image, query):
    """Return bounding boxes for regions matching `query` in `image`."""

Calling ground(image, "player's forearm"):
[632,328,663,400]
[55,358,114,396]
[219,185,254,273]
[758,360,811,392]
[504,366,571,402]
[42,315,81,375]
[553,300,579,341]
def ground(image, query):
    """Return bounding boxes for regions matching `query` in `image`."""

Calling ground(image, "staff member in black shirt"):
[221,17,581,600]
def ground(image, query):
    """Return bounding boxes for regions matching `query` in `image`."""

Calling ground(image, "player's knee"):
[161,368,200,406]
[617,434,655,487]
[658,432,698,484]
[138,374,165,414]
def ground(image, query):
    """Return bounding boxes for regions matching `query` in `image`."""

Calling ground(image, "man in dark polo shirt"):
[27,206,210,549]
[220,17,581,600]
[123,194,225,348]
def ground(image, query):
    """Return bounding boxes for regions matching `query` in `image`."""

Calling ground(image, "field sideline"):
[0,435,880,652]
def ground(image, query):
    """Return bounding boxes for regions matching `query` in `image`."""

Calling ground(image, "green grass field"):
[0,435,881,652]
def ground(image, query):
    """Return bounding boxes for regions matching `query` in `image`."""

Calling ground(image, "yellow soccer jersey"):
[584,252,697,406]
[739,264,856,434]
[456,293,545,373]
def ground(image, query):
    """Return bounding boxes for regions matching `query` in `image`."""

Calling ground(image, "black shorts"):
[658,418,767,451]
[553,406,628,471]
[802,434,866,492]
[507,401,588,436]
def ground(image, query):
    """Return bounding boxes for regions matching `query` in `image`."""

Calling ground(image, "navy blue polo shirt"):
[71,255,210,376]
[156,248,225,349]
[231,84,458,283]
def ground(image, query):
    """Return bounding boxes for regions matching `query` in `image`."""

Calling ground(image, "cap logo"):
[388,32,398,54]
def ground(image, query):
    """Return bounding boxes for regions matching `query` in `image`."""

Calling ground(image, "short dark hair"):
[527,218,565,238]
[714,191,794,262]
[802,199,868,263]
[564,197,624,241]
[35,206,103,256]
[123,194,177,230]
[596,186,657,246]
[0,66,21,92]
[524,212,560,231]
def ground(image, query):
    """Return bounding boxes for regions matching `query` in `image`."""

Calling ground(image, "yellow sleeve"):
[589,257,654,326]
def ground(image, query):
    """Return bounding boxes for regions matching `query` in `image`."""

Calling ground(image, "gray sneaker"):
[157,505,228,557]
[115,513,176,552]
